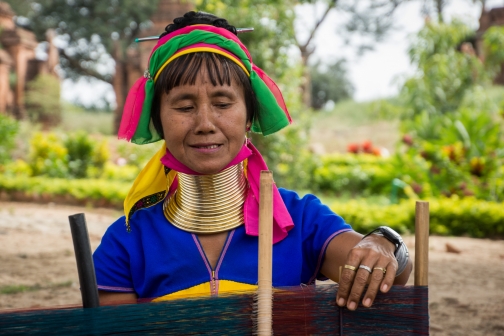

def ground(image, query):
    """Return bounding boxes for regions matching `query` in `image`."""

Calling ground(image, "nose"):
[193,103,217,134]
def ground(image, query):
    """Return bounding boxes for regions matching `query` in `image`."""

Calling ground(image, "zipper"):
[192,230,235,296]
[212,270,216,294]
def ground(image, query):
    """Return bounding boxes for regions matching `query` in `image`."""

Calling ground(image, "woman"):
[93,11,412,312]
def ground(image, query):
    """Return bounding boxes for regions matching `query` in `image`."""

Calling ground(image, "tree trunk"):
[113,58,129,135]
[112,40,131,136]
[300,50,312,108]
[434,0,445,23]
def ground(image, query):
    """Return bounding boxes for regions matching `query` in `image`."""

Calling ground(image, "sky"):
[61,0,504,107]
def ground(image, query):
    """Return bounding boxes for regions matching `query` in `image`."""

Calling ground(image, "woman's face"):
[160,66,250,174]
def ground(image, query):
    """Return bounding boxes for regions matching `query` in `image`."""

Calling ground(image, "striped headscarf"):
[118,24,292,144]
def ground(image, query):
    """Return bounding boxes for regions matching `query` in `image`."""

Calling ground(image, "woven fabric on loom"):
[0,285,428,335]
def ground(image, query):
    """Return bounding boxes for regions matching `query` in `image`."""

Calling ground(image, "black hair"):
[160,11,237,37]
[151,11,257,138]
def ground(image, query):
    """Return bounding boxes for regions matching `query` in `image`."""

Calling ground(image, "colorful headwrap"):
[118,24,292,144]
[120,24,294,243]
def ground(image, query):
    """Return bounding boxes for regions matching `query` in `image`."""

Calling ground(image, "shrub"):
[2,160,31,177]
[25,75,62,128]
[0,174,129,207]
[330,197,504,238]
[0,114,19,165]
[28,132,68,177]
[65,131,95,178]
[99,162,139,182]
[116,141,161,169]
[311,154,398,196]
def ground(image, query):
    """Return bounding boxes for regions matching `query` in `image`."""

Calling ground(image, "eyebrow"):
[169,89,237,103]
[209,89,236,100]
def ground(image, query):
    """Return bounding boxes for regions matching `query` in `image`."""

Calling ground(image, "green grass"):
[59,103,114,135]
[0,281,73,295]
[309,98,400,154]
[296,189,392,207]
[486,85,504,106]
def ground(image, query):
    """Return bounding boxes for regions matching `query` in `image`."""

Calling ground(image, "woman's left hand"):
[320,231,412,311]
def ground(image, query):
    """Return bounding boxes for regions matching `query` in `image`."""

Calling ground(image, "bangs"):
[155,52,248,94]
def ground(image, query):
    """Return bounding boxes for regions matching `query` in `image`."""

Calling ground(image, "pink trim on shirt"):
[215,230,235,280]
[191,234,213,277]
[97,285,135,292]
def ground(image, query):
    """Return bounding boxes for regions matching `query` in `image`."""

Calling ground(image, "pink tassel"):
[118,77,148,141]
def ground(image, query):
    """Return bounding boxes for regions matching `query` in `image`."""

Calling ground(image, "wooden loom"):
[0,172,430,335]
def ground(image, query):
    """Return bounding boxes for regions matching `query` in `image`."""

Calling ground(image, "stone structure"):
[477,6,504,84]
[112,0,193,132]
[0,2,59,118]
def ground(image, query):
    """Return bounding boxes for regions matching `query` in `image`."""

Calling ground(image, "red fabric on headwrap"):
[160,140,294,244]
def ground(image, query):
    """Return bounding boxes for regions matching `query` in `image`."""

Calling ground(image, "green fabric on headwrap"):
[131,29,290,144]
[250,71,290,135]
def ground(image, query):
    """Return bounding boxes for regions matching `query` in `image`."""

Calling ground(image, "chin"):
[190,163,228,175]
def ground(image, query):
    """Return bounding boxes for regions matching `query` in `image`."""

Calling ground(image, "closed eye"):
[215,103,232,109]
[174,106,193,112]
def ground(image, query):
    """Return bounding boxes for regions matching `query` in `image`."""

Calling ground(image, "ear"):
[246,121,251,131]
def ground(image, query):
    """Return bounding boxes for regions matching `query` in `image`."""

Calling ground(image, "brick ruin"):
[0,2,59,118]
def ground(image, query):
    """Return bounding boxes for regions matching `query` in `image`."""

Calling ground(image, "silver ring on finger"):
[359,265,372,273]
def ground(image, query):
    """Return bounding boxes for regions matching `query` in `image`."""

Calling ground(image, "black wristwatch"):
[363,226,404,256]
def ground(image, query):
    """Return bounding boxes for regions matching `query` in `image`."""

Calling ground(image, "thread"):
[0,284,428,335]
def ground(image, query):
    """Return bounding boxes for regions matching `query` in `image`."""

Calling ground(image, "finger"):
[380,261,398,293]
[362,264,387,307]
[336,265,358,307]
[336,252,362,307]
[346,264,373,310]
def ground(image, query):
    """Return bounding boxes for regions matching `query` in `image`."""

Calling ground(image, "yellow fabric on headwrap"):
[154,46,250,82]
[124,142,176,228]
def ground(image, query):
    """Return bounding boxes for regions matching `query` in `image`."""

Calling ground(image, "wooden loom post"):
[69,213,100,308]
[258,171,273,336]
[414,201,429,286]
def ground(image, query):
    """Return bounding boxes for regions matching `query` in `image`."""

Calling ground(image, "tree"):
[295,0,406,106]
[196,0,297,80]
[5,0,159,84]
[309,59,353,109]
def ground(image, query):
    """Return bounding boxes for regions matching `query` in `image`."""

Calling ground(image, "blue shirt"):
[93,188,352,301]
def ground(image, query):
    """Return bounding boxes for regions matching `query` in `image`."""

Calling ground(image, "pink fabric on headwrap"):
[118,77,148,141]
[160,140,294,244]
[152,25,252,60]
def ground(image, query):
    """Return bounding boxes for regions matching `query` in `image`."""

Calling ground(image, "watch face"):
[377,227,402,255]
[379,226,402,244]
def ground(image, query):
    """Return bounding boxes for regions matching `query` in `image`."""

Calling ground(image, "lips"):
[189,143,223,153]
[190,143,222,149]
[193,144,220,149]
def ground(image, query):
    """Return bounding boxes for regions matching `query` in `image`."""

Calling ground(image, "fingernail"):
[382,284,388,292]
[348,301,356,310]
[338,298,345,306]
[364,298,371,307]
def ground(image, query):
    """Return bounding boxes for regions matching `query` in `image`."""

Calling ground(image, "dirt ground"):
[0,201,503,335]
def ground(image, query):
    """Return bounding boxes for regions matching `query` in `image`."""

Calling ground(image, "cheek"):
[160,111,187,147]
